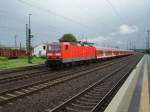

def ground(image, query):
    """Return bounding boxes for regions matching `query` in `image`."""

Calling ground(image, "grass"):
[0,56,46,68]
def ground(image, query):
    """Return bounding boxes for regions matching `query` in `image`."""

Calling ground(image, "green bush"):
[59,34,77,42]
[39,56,46,59]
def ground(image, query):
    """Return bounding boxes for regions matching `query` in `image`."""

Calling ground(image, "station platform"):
[104,54,150,112]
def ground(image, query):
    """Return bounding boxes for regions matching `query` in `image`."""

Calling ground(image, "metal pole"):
[129,41,131,50]
[29,14,32,30]
[147,30,149,49]
[14,35,17,48]
[26,14,33,63]
[126,41,128,50]
[26,24,28,50]
[28,14,32,63]
[146,36,147,49]
[20,42,22,49]
[82,34,84,42]
[26,24,29,63]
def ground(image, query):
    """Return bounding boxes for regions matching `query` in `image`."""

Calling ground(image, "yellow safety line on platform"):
[139,57,150,112]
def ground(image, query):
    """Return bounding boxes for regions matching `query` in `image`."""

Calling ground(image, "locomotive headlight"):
[55,53,61,56]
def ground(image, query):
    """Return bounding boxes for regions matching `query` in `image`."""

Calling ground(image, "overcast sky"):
[0,0,150,49]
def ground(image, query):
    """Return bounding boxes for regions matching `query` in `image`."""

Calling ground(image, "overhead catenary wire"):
[104,0,128,24]
[17,0,97,32]
[0,10,6,14]
[0,10,66,36]
[73,1,107,27]
[0,23,65,39]
[1,0,140,49]
[1,0,111,41]
[104,0,138,49]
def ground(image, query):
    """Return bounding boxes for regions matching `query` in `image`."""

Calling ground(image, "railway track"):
[0,55,138,106]
[0,56,132,94]
[47,55,140,112]
[0,64,45,75]
[0,56,131,85]
[0,69,49,84]
[0,64,47,81]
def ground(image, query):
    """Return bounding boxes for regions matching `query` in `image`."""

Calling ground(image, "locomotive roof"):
[50,42,70,45]
[50,42,94,46]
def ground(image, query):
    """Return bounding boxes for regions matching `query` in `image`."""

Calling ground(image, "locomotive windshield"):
[48,45,60,51]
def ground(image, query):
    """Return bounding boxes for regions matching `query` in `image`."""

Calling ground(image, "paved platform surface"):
[104,54,150,112]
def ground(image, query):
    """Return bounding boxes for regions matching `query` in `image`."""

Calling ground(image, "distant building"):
[33,43,47,57]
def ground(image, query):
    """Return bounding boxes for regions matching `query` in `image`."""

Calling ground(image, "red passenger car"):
[96,48,112,59]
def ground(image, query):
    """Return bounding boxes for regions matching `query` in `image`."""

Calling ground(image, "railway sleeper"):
[91,89,103,92]
[83,95,100,100]
[70,102,94,110]
[6,93,16,98]
[78,97,99,103]
[75,100,97,106]
[72,101,97,108]
[37,84,47,87]
[2,94,13,100]
[14,91,25,95]
[84,94,101,99]
[66,104,91,112]
[28,87,38,91]
[65,106,80,112]
[88,91,101,94]
[87,92,103,97]
[34,85,45,89]
[94,86,108,90]
[0,96,8,101]
[90,88,109,93]
[5,92,20,99]
[91,89,109,94]
[22,89,31,93]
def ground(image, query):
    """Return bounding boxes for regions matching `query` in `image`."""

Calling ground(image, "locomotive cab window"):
[48,45,60,51]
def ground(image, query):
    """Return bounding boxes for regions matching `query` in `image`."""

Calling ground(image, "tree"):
[59,34,77,42]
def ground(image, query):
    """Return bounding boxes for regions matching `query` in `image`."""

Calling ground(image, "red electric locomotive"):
[46,42,96,67]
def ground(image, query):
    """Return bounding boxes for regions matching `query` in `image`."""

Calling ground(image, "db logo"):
[82,50,85,54]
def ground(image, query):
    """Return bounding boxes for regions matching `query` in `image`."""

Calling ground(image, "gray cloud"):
[109,24,139,36]
[119,24,139,34]
[0,0,150,49]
